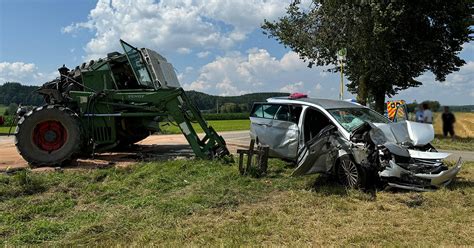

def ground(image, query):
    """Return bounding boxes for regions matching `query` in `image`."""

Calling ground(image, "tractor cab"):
[119,40,180,90]
[75,40,180,92]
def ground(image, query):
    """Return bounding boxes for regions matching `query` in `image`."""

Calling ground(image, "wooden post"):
[238,152,245,175]
[246,139,255,173]
[258,146,269,175]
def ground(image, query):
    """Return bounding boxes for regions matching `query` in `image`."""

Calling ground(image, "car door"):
[250,103,299,159]
[293,108,339,176]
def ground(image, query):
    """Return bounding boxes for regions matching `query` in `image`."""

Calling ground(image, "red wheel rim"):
[33,120,68,152]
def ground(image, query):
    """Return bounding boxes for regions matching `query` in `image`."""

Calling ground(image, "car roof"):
[266,97,362,109]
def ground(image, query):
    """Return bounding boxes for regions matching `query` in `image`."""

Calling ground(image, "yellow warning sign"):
[387,100,406,120]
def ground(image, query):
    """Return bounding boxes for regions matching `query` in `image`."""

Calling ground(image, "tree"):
[421,100,441,112]
[262,0,473,113]
[0,82,44,106]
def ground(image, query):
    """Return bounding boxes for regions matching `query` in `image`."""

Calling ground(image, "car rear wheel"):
[336,155,367,189]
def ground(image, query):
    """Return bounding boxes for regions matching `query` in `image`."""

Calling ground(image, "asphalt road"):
[0,130,472,172]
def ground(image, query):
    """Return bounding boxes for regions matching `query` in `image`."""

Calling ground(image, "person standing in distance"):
[441,106,456,139]
[415,104,424,123]
[422,103,433,124]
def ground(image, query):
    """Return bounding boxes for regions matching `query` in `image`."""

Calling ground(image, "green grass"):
[431,135,474,151]
[0,126,14,135]
[160,119,250,134]
[0,120,250,135]
[1,160,473,246]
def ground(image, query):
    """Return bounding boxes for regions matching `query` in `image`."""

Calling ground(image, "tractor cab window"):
[120,40,155,89]
[110,60,140,89]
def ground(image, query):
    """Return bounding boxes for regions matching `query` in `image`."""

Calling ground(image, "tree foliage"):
[406,100,440,113]
[186,90,288,112]
[262,0,473,112]
[0,82,43,106]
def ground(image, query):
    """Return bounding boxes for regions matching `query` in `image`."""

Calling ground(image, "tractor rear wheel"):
[15,105,83,167]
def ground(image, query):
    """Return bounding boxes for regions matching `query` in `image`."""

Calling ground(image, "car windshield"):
[328,108,389,132]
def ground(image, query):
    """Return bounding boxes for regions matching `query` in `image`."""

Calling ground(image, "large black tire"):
[336,155,370,189]
[15,105,83,167]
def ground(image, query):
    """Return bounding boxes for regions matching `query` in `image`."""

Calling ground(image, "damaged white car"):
[250,96,462,191]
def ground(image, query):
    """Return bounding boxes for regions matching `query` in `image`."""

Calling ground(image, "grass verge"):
[1,160,472,246]
[431,135,474,151]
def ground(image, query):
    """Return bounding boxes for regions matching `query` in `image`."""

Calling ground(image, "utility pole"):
[337,48,347,100]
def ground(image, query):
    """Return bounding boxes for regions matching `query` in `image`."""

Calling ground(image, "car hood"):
[370,121,434,147]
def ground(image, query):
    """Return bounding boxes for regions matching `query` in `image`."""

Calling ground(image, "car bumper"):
[380,157,463,191]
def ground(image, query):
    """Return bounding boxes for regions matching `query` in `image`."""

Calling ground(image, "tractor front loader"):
[15,40,230,167]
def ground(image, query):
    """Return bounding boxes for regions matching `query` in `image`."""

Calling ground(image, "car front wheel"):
[336,155,368,189]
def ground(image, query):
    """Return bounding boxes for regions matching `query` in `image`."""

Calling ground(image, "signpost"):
[337,48,347,100]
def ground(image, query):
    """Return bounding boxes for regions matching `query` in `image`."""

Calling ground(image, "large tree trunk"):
[357,74,368,106]
[373,90,386,114]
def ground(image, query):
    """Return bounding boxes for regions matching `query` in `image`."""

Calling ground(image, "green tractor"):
[15,40,230,167]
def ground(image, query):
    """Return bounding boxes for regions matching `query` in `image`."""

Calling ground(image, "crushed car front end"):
[351,120,463,191]
[377,149,462,191]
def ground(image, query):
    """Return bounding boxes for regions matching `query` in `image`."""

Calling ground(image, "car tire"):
[336,155,369,189]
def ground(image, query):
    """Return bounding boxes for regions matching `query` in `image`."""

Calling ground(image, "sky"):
[0,0,473,105]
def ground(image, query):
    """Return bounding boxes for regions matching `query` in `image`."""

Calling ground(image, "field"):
[431,112,474,150]
[0,159,472,246]
[433,112,474,138]
[160,119,250,134]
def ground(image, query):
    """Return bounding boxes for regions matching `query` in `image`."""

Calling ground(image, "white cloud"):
[0,62,56,85]
[183,48,338,96]
[197,51,211,58]
[63,0,290,60]
[315,83,322,91]
[184,80,210,91]
[216,78,248,96]
[280,81,304,93]
[177,47,192,54]
[392,60,474,105]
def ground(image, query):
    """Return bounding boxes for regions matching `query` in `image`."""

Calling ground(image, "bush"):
[1,115,15,126]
